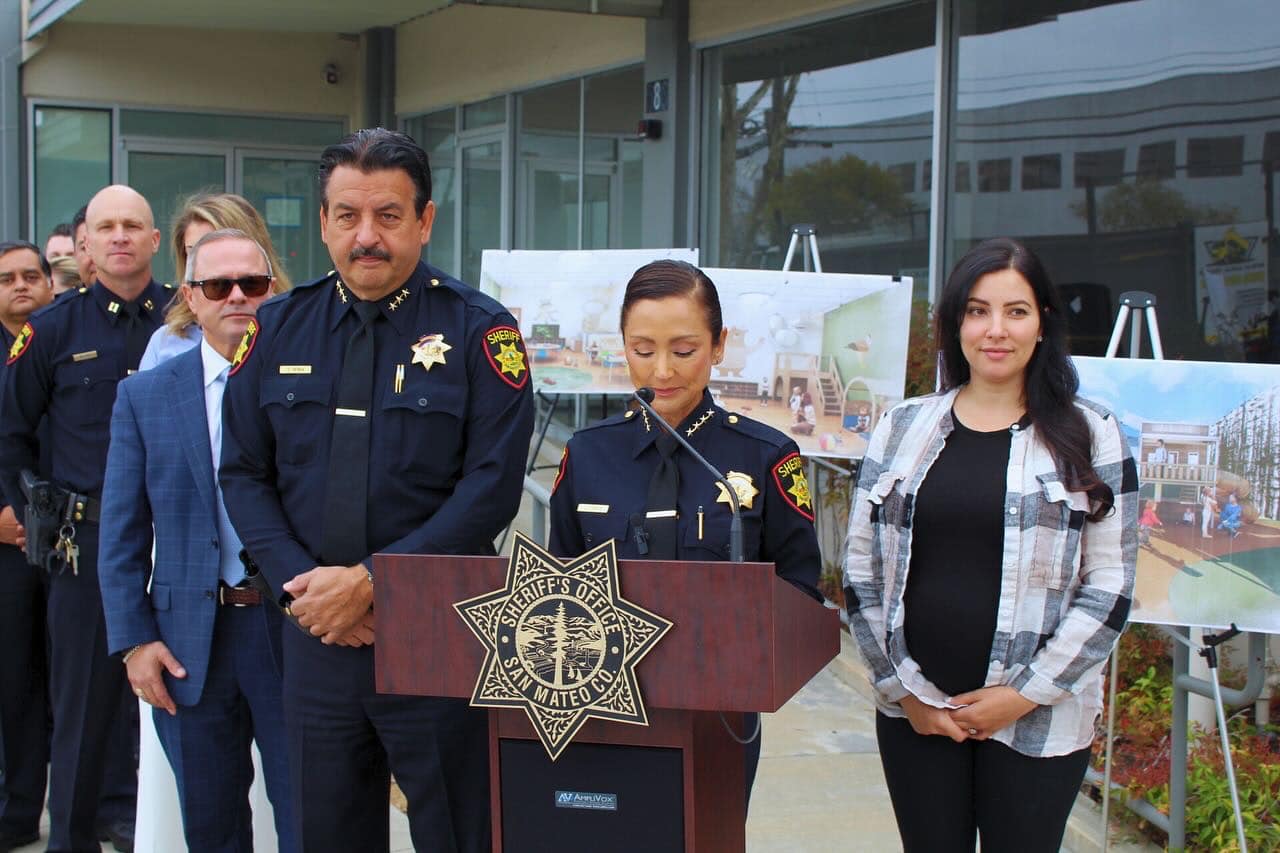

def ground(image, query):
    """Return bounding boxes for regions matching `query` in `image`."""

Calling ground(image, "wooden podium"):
[374,553,839,852]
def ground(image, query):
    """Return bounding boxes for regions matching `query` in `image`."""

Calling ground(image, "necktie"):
[121,301,149,370]
[645,430,680,559]
[319,301,381,566]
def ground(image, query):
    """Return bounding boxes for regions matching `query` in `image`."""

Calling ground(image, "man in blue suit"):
[99,229,295,853]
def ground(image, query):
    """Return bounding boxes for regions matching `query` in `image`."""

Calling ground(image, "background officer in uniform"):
[0,185,169,853]
[0,241,55,851]
[548,260,823,811]
[220,128,534,853]
[72,206,97,296]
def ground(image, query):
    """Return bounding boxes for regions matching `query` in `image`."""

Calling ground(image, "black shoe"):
[0,828,40,852]
[96,821,135,853]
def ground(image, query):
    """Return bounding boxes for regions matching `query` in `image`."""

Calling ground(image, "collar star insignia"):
[411,333,451,371]
[685,409,715,438]
[387,288,411,312]
[455,533,672,761]
[334,279,348,304]
[716,471,759,510]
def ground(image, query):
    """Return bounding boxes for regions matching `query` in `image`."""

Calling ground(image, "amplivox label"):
[554,790,618,811]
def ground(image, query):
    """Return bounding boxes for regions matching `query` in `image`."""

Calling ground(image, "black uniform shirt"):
[0,280,169,511]
[549,390,823,600]
[218,262,535,594]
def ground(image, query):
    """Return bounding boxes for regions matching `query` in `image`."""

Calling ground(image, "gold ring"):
[135,688,145,697]
[968,728,978,736]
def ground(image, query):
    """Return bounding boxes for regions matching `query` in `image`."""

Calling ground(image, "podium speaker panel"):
[499,740,684,852]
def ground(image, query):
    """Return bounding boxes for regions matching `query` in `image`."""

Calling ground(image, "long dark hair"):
[936,238,1113,520]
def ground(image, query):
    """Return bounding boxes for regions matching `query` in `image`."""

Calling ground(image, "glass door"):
[236,150,328,284]
[122,145,230,284]
[459,132,508,287]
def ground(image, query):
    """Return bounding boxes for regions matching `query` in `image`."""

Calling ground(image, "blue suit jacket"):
[99,346,283,706]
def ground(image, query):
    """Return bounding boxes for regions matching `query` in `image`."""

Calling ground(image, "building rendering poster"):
[480,249,912,461]
[1074,356,1280,634]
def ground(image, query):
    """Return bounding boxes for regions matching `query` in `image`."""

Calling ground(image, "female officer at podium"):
[548,259,822,808]
[844,238,1136,852]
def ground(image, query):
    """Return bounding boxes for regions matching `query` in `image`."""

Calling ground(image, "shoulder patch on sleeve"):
[552,446,568,495]
[229,319,258,376]
[482,324,529,389]
[6,322,34,365]
[772,451,814,521]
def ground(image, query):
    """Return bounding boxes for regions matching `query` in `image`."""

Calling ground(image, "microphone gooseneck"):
[632,388,744,562]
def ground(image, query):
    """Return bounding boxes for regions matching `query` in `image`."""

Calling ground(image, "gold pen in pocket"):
[394,363,405,394]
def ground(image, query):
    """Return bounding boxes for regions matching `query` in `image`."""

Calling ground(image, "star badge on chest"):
[715,471,759,510]
[411,333,451,371]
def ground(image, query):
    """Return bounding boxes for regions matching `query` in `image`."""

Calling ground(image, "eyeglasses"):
[188,275,273,300]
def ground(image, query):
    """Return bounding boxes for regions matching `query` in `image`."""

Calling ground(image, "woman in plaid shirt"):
[844,238,1137,852]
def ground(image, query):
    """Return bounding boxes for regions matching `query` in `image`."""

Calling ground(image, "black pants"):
[282,628,490,853]
[44,529,137,853]
[876,712,1090,853]
[0,544,48,839]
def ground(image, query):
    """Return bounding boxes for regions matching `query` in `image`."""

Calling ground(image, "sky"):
[1073,356,1278,432]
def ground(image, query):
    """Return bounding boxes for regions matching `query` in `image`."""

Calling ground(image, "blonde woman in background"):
[138,192,292,371]
[48,255,82,296]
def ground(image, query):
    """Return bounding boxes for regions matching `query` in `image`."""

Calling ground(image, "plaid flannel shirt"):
[843,388,1137,757]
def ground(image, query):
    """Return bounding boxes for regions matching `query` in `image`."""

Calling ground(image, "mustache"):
[349,246,391,261]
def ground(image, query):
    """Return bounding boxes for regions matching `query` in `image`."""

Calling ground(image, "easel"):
[781,224,823,273]
[1095,292,1257,853]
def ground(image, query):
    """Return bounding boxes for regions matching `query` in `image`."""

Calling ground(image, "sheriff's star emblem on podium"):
[455,532,672,760]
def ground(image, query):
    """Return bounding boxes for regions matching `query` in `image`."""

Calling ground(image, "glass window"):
[977,158,1011,192]
[406,110,459,277]
[34,107,111,247]
[1137,141,1176,181]
[1022,154,1062,190]
[464,97,506,130]
[702,1,936,293]
[584,66,645,250]
[1074,149,1125,188]
[954,161,971,193]
[1186,136,1245,178]
[120,110,342,147]
[517,81,581,250]
[948,0,1280,363]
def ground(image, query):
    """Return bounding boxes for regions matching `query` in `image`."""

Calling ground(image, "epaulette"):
[575,408,640,434]
[721,411,791,448]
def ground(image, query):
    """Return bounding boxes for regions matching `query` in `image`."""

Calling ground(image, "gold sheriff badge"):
[454,532,672,760]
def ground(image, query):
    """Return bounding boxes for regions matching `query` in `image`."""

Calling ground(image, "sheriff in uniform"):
[0,186,168,853]
[219,128,534,853]
[547,259,823,814]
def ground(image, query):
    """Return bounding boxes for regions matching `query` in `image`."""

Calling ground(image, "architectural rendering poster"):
[480,249,912,461]
[1074,356,1280,633]
[1194,221,1269,347]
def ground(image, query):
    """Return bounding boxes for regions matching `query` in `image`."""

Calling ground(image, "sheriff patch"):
[772,452,814,521]
[483,325,530,389]
[6,323,33,365]
[229,319,258,376]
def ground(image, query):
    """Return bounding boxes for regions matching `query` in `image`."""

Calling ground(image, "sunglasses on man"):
[188,275,274,300]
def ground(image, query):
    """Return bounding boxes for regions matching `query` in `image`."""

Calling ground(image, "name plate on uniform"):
[454,532,672,761]
[279,364,312,375]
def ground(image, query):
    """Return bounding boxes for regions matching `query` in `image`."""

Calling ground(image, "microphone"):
[633,388,743,562]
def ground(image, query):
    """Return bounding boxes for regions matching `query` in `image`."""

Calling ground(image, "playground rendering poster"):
[480,249,912,461]
[1074,356,1280,634]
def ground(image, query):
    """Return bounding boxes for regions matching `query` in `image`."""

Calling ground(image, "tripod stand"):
[781,224,823,273]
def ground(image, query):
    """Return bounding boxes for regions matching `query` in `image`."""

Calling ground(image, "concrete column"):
[363,26,395,130]
[0,0,22,238]
[640,0,690,248]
